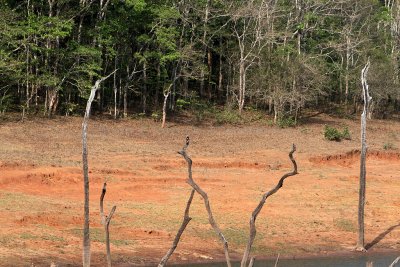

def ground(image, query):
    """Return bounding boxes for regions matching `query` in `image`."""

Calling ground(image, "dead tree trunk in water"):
[241,144,298,267]
[178,136,232,267]
[356,60,371,252]
[82,70,116,267]
[158,189,195,267]
[100,182,117,267]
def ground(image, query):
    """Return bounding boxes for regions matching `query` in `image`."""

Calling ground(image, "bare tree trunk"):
[241,144,298,267]
[238,61,245,114]
[82,70,116,267]
[199,0,211,97]
[100,182,117,267]
[345,35,351,106]
[356,60,371,252]
[142,61,147,114]
[113,56,118,119]
[158,189,195,267]
[162,86,172,128]
[178,136,231,267]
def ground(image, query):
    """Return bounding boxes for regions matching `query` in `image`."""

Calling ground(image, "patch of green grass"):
[69,228,105,242]
[0,191,60,212]
[223,227,249,245]
[20,232,38,240]
[383,142,396,150]
[111,239,135,247]
[42,234,65,242]
[334,218,356,232]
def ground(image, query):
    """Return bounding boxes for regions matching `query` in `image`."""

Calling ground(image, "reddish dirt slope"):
[0,115,399,266]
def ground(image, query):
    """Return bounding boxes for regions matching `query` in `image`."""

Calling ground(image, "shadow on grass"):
[365,223,400,250]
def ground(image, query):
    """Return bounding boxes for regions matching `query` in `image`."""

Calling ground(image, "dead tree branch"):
[389,256,400,267]
[178,136,232,267]
[100,182,117,267]
[241,144,298,267]
[158,189,195,267]
[356,59,371,252]
[82,69,117,267]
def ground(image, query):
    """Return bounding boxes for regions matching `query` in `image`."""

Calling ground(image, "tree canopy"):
[0,0,399,121]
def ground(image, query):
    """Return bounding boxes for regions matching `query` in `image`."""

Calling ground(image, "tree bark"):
[241,144,298,267]
[82,70,116,267]
[356,60,371,252]
[178,136,232,267]
[100,182,117,267]
[161,84,172,128]
[158,189,195,267]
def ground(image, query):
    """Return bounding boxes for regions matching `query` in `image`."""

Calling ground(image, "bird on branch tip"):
[186,136,190,146]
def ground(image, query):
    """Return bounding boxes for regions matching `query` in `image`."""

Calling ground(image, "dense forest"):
[0,0,399,123]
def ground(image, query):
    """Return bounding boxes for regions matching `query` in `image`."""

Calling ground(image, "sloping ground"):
[0,115,399,266]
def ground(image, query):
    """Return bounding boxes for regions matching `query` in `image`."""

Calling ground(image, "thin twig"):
[158,189,195,267]
[178,136,232,267]
[241,144,298,267]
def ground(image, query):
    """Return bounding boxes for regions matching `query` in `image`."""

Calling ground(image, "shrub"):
[324,125,342,141]
[342,126,351,140]
[276,116,296,128]
[324,125,351,141]
[383,142,395,150]
[215,109,242,124]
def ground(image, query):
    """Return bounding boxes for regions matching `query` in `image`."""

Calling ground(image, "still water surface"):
[172,253,399,267]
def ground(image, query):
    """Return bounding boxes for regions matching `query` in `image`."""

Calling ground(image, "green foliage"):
[176,98,191,109]
[383,142,395,150]
[215,109,242,125]
[0,0,398,120]
[277,117,296,128]
[0,91,12,114]
[324,125,351,141]
[342,127,351,140]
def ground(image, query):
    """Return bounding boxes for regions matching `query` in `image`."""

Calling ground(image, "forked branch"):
[100,182,117,267]
[158,189,195,267]
[178,136,232,267]
[241,144,298,267]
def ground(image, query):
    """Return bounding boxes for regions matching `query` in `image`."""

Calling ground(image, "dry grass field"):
[0,114,399,266]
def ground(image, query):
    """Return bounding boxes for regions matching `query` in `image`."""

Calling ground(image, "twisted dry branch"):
[158,189,195,267]
[241,144,298,267]
[178,136,232,267]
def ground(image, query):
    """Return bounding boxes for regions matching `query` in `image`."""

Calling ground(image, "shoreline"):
[165,248,400,266]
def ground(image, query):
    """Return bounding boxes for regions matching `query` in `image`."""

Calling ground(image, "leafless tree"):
[241,144,298,267]
[178,136,232,267]
[82,70,116,267]
[231,0,277,114]
[158,189,195,267]
[161,83,173,128]
[100,182,117,267]
[356,60,370,252]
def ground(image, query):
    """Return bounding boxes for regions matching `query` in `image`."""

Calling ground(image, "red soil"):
[0,114,399,266]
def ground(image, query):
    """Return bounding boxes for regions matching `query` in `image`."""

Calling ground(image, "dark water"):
[173,253,400,267]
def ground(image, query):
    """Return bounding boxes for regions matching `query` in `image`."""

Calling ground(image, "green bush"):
[277,116,296,128]
[383,142,395,150]
[324,125,351,141]
[215,109,242,124]
[342,126,351,140]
